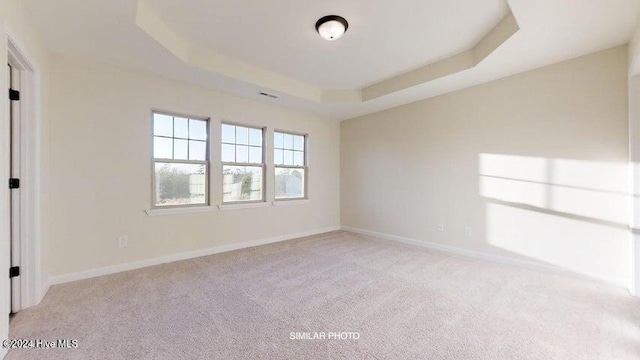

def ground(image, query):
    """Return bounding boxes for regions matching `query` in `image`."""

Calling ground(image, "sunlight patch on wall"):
[480,153,630,285]
[479,154,629,224]
[485,202,629,284]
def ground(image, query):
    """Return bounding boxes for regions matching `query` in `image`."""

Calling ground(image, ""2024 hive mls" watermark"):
[3,339,78,350]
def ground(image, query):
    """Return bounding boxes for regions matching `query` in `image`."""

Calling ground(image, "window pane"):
[293,135,304,151]
[155,162,206,206]
[275,167,305,199]
[174,139,188,160]
[154,136,173,159]
[274,149,284,166]
[236,126,249,145]
[249,128,262,146]
[222,144,235,162]
[221,124,235,143]
[154,114,173,137]
[223,166,263,202]
[274,132,284,149]
[283,134,294,149]
[189,140,207,161]
[174,117,188,138]
[249,146,262,164]
[283,150,294,165]
[236,145,248,163]
[293,151,304,166]
[189,119,207,141]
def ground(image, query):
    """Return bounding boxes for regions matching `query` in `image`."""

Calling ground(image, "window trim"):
[145,205,216,216]
[151,110,211,209]
[274,130,308,201]
[221,122,266,204]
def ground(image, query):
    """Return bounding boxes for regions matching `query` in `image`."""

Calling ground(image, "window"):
[274,131,306,200]
[221,123,264,203]
[152,112,209,207]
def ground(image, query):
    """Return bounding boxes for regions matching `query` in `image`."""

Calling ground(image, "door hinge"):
[9,178,19,189]
[9,88,20,101]
[9,266,19,278]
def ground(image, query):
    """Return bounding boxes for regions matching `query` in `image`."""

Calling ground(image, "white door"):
[8,62,20,314]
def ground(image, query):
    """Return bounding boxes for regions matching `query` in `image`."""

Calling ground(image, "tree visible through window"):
[274,131,306,199]
[221,123,264,203]
[152,112,209,207]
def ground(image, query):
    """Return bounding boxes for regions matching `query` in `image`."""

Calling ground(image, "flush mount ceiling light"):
[315,15,349,41]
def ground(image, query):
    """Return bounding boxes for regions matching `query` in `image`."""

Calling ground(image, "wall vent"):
[258,91,278,99]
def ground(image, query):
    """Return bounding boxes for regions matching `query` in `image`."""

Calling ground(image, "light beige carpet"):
[6,231,640,359]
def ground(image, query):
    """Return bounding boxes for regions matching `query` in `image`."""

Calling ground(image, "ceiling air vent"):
[258,91,278,99]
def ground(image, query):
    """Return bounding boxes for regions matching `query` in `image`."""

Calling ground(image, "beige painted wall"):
[45,54,340,277]
[342,46,630,286]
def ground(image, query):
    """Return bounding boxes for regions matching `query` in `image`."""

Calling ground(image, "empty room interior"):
[2,0,640,359]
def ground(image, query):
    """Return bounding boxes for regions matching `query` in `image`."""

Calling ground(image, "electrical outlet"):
[437,224,444,232]
[118,236,128,248]
[465,227,473,238]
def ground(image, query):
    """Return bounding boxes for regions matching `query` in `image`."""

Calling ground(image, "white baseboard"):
[47,226,341,286]
[341,226,628,289]
[42,225,628,295]
[38,278,51,304]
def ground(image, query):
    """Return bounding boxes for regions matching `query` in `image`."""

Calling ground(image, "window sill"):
[145,206,216,217]
[144,200,307,214]
[273,199,310,206]
[218,202,273,211]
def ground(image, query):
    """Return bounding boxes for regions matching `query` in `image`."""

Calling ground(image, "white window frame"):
[151,111,210,209]
[274,130,308,201]
[221,122,266,204]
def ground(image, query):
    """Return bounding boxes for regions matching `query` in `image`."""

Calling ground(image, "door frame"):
[5,35,43,311]
[8,60,21,314]
[630,75,640,298]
